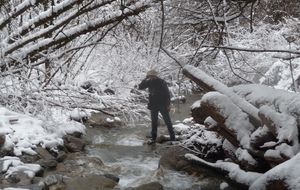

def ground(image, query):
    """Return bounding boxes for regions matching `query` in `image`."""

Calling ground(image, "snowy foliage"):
[1,0,300,118]
[162,1,300,89]
[0,1,300,189]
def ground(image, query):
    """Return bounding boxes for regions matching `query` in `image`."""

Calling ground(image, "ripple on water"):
[115,134,145,146]
[108,156,160,188]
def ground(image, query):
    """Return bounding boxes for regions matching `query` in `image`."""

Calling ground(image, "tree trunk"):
[182,65,261,127]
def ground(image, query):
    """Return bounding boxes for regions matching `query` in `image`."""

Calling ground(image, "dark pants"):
[150,106,175,141]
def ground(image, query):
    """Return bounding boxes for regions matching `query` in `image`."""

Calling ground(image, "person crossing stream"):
[78,93,240,190]
[138,70,176,145]
[38,94,240,190]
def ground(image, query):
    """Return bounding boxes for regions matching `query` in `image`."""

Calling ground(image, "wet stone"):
[19,153,40,163]
[5,171,32,186]
[34,147,57,169]
[159,146,192,172]
[0,132,5,147]
[56,150,69,162]
[63,135,86,152]
[20,183,46,190]
[64,174,118,190]
[103,173,120,183]
[136,182,163,190]
[40,174,63,187]
[38,158,57,169]
[0,146,13,157]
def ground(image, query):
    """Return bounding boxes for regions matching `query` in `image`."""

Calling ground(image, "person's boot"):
[147,138,156,145]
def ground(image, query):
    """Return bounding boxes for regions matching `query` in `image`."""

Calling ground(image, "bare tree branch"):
[204,45,300,55]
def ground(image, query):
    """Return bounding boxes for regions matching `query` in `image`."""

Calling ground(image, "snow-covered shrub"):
[180,124,224,160]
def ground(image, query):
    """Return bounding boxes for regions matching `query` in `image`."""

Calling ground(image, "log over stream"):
[183,65,300,190]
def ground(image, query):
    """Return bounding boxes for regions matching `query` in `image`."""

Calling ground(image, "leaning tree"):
[0,0,156,115]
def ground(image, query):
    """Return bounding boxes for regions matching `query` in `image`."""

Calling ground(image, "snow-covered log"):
[198,92,272,172]
[232,84,300,125]
[200,92,256,149]
[184,65,300,178]
[258,105,298,144]
[250,126,276,149]
[182,65,261,127]
[249,153,300,190]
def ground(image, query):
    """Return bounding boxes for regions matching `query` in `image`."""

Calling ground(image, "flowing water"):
[82,93,229,190]
[62,93,238,189]
[85,124,209,189]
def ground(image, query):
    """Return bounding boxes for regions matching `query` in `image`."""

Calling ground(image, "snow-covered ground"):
[0,107,86,188]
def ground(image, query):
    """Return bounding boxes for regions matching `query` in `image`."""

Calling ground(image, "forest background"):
[0,0,300,126]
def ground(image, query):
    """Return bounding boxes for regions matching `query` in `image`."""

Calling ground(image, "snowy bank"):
[0,107,86,155]
[0,106,86,185]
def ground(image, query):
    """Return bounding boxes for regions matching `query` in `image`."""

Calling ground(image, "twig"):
[223,49,253,83]
[159,0,165,51]
[204,45,300,55]
[160,47,183,68]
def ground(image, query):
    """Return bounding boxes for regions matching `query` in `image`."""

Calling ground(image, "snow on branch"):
[4,0,84,44]
[1,0,153,70]
[200,12,241,23]
[3,0,115,56]
[0,0,37,30]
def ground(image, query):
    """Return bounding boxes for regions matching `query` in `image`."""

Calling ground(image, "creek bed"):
[80,93,237,189]
[84,122,218,190]
[44,93,239,189]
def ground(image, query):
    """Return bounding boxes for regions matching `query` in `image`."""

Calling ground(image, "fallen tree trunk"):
[182,65,261,127]
[182,65,300,188]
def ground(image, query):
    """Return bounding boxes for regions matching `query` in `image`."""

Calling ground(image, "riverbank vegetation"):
[1,0,300,189]
[1,1,299,117]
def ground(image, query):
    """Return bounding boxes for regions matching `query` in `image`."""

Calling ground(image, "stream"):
[85,93,205,189]
[55,94,238,190]
[85,125,207,189]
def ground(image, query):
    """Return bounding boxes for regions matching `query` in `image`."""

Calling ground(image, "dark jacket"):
[138,77,171,109]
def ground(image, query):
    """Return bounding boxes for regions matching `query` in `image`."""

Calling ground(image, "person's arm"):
[138,77,150,90]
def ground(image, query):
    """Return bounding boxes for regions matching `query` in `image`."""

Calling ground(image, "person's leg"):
[160,107,176,141]
[150,107,159,140]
